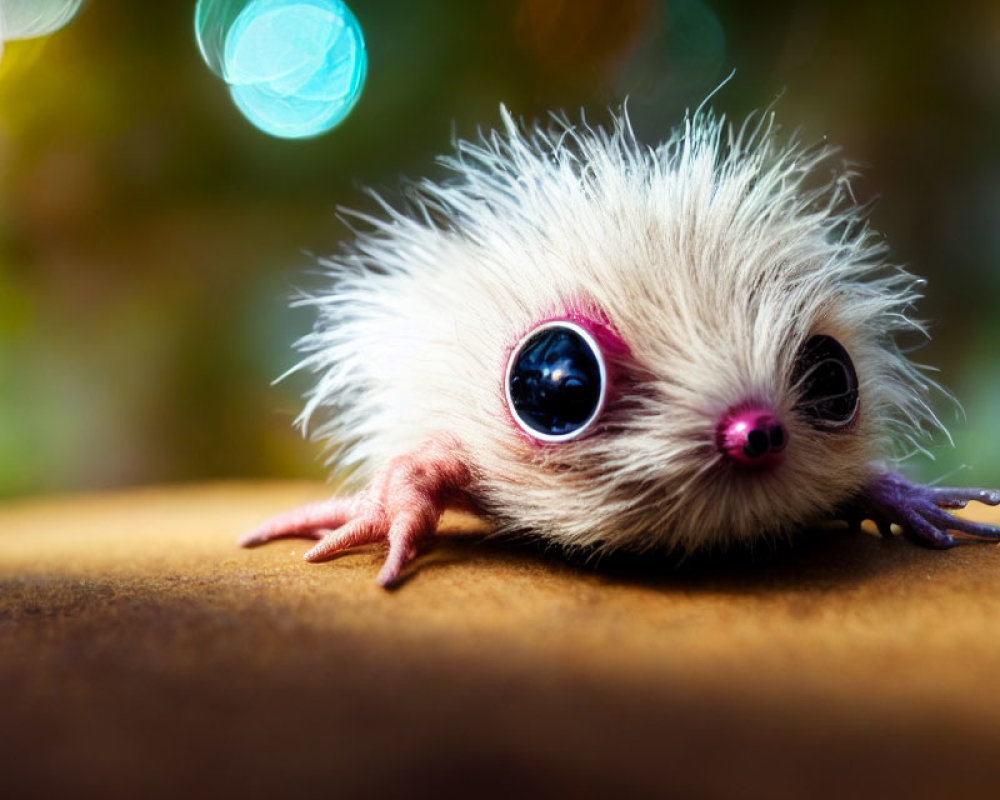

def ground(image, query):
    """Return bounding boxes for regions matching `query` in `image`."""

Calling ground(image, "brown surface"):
[3,481,1000,798]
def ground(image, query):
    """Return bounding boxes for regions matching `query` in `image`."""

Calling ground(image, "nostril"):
[744,429,769,459]
[768,423,786,451]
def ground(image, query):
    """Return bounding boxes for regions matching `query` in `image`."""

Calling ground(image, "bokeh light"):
[0,0,82,39]
[0,0,83,63]
[195,0,366,139]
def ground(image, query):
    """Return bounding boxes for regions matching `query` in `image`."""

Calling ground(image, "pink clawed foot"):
[239,500,425,587]
[239,438,473,587]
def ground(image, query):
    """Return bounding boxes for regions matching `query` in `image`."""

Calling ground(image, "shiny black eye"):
[505,321,607,441]
[791,335,859,429]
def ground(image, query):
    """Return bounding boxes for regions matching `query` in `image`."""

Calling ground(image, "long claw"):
[925,486,1000,508]
[376,556,406,588]
[918,504,1000,541]
[901,506,956,548]
[376,514,426,587]
[238,497,357,547]
[303,517,385,562]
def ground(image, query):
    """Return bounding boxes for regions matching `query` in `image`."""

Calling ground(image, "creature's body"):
[241,106,1000,586]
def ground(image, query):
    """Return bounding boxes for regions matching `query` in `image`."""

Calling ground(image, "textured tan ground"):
[2,481,1000,799]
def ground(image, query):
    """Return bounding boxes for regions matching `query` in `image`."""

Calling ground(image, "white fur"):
[292,105,943,555]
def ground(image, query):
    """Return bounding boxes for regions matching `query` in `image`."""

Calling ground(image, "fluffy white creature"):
[241,103,1000,587]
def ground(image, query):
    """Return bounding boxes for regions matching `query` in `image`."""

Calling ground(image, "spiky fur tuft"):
[292,105,945,555]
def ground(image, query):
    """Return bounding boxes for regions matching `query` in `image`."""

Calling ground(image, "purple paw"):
[846,472,1000,547]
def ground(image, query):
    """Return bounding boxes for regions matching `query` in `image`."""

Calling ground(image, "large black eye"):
[505,321,607,441]
[791,335,859,429]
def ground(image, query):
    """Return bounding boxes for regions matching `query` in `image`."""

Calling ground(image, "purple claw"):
[900,506,956,548]
[917,503,1000,540]
[846,472,1000,549]
[925,486,1000,508]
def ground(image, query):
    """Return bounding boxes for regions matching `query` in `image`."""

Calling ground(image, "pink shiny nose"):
[716,408,787,469]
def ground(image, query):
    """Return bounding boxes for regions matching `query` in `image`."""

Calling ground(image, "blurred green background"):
[0,0,997,499]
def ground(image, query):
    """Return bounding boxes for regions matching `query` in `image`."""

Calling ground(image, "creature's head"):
[302,106,945,554]
[460,108,943,553]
